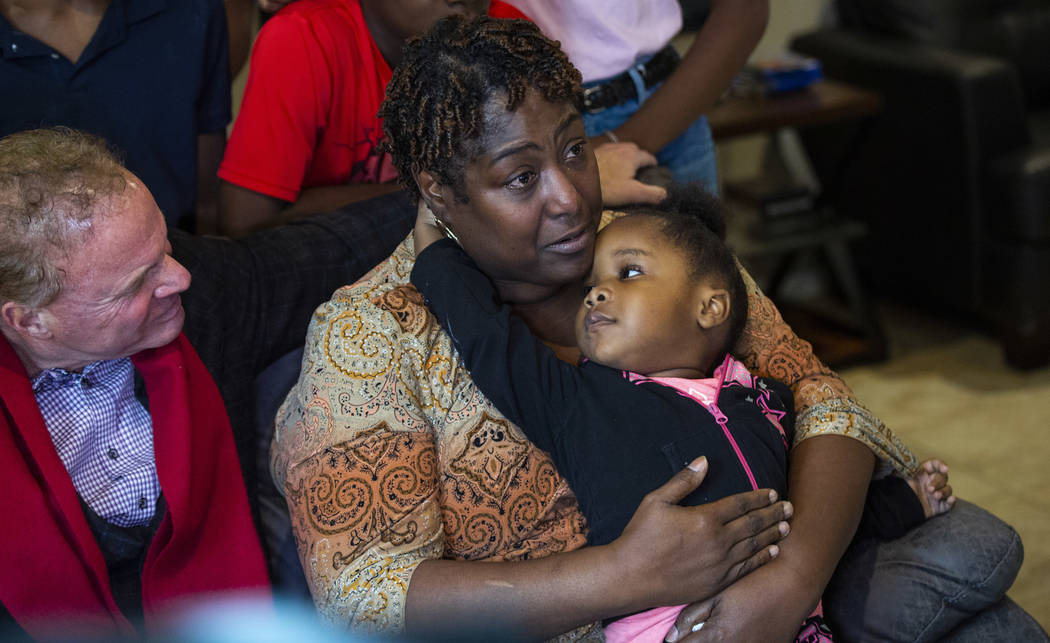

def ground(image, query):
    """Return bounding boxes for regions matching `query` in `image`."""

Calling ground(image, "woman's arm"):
[407,458,791,639]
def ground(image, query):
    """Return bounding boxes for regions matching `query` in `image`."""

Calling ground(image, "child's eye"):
[619,266,642,279]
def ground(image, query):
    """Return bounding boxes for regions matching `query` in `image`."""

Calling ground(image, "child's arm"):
[413,200,446,256]
[409,238,582,455]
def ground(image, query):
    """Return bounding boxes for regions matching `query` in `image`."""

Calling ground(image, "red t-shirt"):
[219,0,530,202]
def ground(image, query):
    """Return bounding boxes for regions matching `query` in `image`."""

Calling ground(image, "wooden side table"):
[708,80,887,365]
[708,80,882,139]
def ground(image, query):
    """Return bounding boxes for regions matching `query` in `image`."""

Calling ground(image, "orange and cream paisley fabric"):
[272,214,916,638]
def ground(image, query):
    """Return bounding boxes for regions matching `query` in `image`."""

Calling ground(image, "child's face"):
[574,216,715,377]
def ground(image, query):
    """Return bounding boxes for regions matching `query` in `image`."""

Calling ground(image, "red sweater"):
[0,334,270,639]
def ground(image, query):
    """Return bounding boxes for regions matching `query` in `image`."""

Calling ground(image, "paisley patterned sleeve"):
[731,265,917,477]
[271,237,441,632]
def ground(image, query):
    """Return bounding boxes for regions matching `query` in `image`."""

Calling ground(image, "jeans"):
[581,59,719,193]
[824,499,1048,642]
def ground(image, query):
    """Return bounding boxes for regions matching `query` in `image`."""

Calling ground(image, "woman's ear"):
[695,285,730,330]
[415,170,448,219]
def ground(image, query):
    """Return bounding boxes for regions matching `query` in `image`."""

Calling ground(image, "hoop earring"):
[434,216,461,245]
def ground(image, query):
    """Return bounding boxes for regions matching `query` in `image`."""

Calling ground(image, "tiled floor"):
[837,303,1050,632]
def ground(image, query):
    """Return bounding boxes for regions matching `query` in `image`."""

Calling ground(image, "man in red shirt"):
[218,0,529,235]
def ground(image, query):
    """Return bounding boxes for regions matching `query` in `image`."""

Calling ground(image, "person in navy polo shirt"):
[0,0,229,233]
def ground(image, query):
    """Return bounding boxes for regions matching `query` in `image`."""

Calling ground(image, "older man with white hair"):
[0,127,413,639]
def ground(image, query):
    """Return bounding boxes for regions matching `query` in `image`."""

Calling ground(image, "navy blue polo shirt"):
[0,0,231,230]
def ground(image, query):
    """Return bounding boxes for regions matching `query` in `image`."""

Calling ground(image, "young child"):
[410,184,955,642]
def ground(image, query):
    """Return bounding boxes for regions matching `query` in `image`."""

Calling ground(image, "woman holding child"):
[272,16,1044,642]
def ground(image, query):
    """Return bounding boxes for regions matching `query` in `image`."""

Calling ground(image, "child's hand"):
[907,458,956,519]
[413,199,447,256]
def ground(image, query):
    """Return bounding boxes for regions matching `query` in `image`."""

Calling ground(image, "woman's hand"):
[665,561,813,642]
[610,457,793,612]
[667,436,878,642]
[594,141,668,207]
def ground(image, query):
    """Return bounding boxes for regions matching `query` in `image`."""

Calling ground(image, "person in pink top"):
[506,0,768,191]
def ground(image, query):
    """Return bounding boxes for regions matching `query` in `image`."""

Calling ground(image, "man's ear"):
[0,301,52,339]
[695,285,730,330]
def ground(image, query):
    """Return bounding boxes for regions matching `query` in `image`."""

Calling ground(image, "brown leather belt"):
[580,44,681,114]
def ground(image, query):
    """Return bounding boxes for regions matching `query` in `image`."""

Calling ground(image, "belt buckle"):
[582,85,607,114]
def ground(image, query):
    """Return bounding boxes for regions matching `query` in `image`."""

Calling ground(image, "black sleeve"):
[174,190,415,377]
[856,474,927,541]
[410,239,581,454]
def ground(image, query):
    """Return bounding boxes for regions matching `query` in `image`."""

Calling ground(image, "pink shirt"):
[506,0,682,82]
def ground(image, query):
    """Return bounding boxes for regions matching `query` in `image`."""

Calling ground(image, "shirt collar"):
[31,358,131,394]
[127,0,168,24]
[0,0,167,61]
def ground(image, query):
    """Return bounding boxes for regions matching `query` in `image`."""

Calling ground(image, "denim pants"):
[581,59,719,193]
[824,499,1048,641]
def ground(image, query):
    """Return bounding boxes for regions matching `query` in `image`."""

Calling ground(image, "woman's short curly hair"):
[0,127,127,307]
[379,15,582,202]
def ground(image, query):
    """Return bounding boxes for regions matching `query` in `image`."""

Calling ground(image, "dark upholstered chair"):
[791,0,1050,369]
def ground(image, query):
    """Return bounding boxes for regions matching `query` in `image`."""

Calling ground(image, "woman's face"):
[432,90,603,302]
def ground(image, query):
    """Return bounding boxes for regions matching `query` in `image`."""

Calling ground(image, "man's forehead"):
[59,185,163,279]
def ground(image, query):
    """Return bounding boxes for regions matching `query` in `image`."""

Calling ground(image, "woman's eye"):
[506,171,536,190]
[619,266,642,279]
[566,140,585,160]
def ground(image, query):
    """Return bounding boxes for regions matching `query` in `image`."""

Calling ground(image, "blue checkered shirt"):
[32,357,160,527]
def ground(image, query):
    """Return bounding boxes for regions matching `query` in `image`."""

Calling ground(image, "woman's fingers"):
[646,456,710,505]
[615,470,791,608]
[723,523,784,583]
[710,487,791,526]
[666,596,717,643]
[594,141,667,206]
[722,499,792,552]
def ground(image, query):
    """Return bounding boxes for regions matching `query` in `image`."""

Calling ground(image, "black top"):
[412,240,794,546]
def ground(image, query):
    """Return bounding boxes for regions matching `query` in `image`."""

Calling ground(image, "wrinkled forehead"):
[58,174,154,249]
[474,89,580,154]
